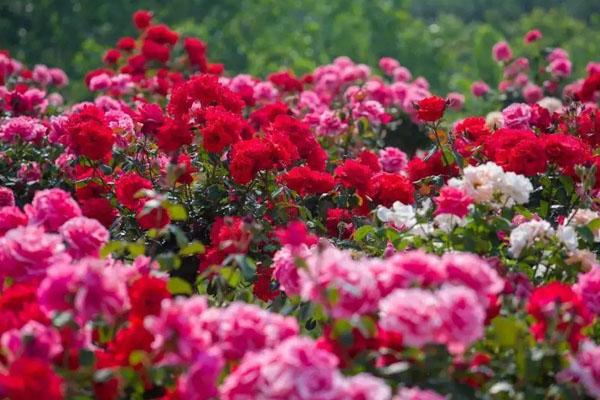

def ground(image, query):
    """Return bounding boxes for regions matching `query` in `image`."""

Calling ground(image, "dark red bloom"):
[417,96,446,122]
[116,36,136,51]
[543,133,591,176]
[253,265,280,302]
[249,102,289,129]
[334,159,374,193]
[156,119,192,153]
[280,166,335,196]
[325,208,354,238]
[114,172,153,211]
[80,198,119,228]
[133,10,153,30]
[129,276,171,319]
[0,282,48,335]
[136,206,170,230]
[103,49,121,65]
[200,106,250,153]
[145,24,179,45]
[527,282,592,349]
[141,40,171,64]
[184,37,208,72]
[267,70,303,92]
[0,357,64,400]
[367,172,415,207]
[65,106,115,161]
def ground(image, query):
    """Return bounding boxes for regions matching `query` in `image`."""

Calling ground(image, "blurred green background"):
[1,0,599,101]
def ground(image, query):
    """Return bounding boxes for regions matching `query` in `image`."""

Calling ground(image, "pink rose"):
[0,206,28,236]
[379,147,408,173]
[471,81,490,97]
[25,189,82,232]
[434,186,472,218]
[502,103,532,129]
[437,286,486,354]
[1,321,62,363]
[59,216,109,258]
[378,288,442,348]
[492,41,513,62]
[0,226,65,281]
[574,266,600,315]
[524,29,542,44]
[379,57,400,76]
[523,83,543,104]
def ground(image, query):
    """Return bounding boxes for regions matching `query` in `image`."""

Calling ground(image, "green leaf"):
[353,225,375,241]
[179,241,205,257]
[491,316,519,348]
[235,255,256,281]
[79,349,95,367]
[167,277,193,295]
[587,218,600,232]
[100,241,125,258]
[167,204,188,221]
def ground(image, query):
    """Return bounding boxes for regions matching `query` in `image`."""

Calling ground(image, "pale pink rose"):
[365,79,393,106]
[94,95,121,111]
[379,57,400,76]
[442,252,504,302]
[393,66,412,82]
[352,100,389,126]
[47,93,64,107]
[379,288,442,348]
[523,83,543,104]
[272,245,309,296]
[373,250,446,296]
[574,266,600,315]
[25,188,82,232]
[221,337,346,400]
[49,68,69,87]
[297,90,324,113]
[437,286,486,353]
[316,109,348,136]
[24,88,48,113]
[547,48,569,62]
[32,64,52,86]
[253,81,279,103]
[394,387,446,400]
[300,246,381,319]
[198,302,298,360]
[174,349,224,400]
[0,226,65,280]
[59,216,109,258]
[501,103,532,129]
[447,92,465,110]
[88,73,112,91]
[379,147,408,173]
[548,58,572,78]
[413,77,430,90]
[560,341,600,398]
[334,56,354,69]
[492,41,513,62]
[344,373,392,400]
[1,321,62,363]
[471,81,490,97]
[390,81,409,104]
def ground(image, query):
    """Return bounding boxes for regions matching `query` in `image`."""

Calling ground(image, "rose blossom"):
[492,41,513,62]
[1,321,62,363]
[379,147,408,173]
[378,288,442,348]
[25,188,82,232]
[59,216,109,258]
[471,80,490,97]
[574,266,600,315]
[502,103,532,129]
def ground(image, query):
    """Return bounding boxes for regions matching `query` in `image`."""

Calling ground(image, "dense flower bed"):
[1,9,600,400]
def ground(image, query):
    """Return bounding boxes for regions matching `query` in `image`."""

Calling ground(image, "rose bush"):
[0,9,600,399]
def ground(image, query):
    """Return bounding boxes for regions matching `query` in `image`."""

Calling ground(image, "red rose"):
[129,276,170,319]
[0,357,64,400]
[367,172,415,207]
[417,96,447,122]
[132,10,153,30]
[114,172,153,211]
[156,119,192,153]
[280,166,334,196]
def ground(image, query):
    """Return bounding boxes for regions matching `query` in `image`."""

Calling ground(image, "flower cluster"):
[1,10,600,399]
